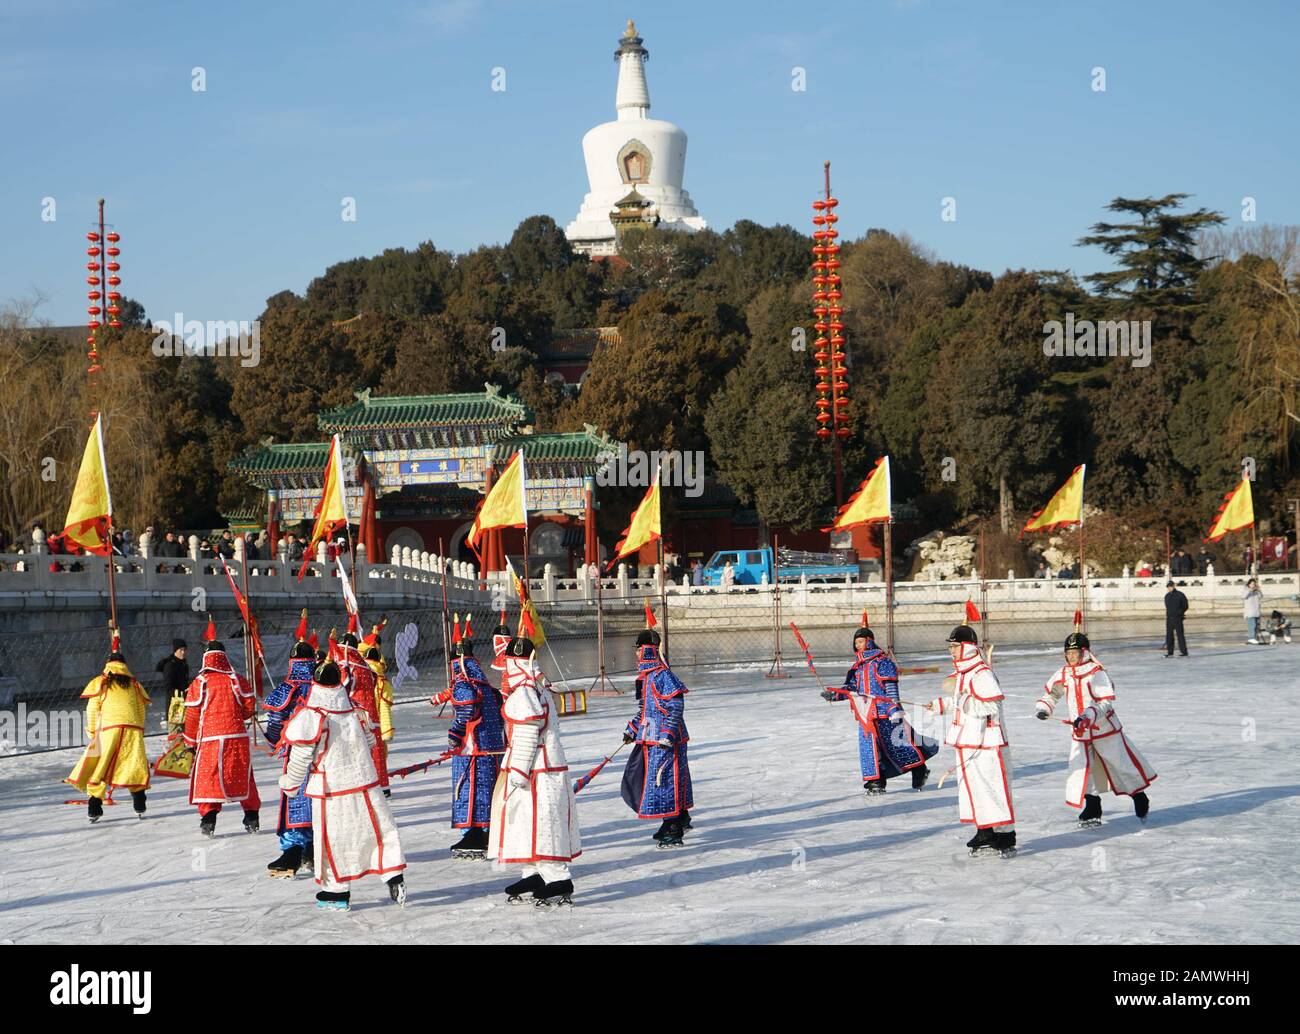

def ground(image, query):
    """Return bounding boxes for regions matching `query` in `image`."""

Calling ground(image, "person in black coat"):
[155,639,190,731]
[1164,580,1189,657]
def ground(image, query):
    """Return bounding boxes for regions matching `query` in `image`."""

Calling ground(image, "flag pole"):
[96,413,120,636]
[884,519,895,655]
[438,537,451,685]
[658,537,669,663]
[978,526,989,648]
[766,532,789,678]
[587,557,617,695]
[1078,516,1086,630]
[242,541,254,687]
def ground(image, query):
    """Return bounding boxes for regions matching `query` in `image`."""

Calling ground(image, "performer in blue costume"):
[621,611,694,847]
[824,612,937,795]
[265,610,316,877]
[431,615,506,858]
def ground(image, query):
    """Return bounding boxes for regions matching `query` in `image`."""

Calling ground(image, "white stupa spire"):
[615,20,650,119]
[564,20,706,257]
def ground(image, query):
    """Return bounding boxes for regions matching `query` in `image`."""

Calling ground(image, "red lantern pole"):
[812,162,846,509]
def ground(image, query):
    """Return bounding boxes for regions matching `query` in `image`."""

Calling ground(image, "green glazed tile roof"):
[491,428,619,463]
[318,387,531,431]
[228,442,332,474]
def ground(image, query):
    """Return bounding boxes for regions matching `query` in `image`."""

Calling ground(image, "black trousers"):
[1165,619,1187,655]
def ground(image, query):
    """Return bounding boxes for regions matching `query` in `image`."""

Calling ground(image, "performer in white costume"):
[280,660,407,911]
[926,622,1018,857]
[488,632,582,906]
[1036,628,1155,826]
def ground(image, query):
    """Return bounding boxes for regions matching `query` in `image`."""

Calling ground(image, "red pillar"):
[584,476,597,567]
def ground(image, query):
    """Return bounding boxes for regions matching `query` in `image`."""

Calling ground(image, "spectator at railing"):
[1033,561,1049,579]
[1196,547,1214,575]
[216,530,236,560]
[1135,561,1153,578]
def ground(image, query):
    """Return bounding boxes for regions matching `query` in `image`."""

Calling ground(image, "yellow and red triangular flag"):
[62,413,113,555]
[1021,464,1086,539]
[467,450,527,554]
[609,475,662,570]
[507,558,546,647]
[298,434,350,579]
[833,456,891,530]
[1205,476,1254,542]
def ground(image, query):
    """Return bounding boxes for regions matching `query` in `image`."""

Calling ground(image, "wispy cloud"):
[410,0,484,29]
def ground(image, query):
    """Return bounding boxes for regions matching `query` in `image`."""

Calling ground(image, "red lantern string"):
[85,200,122,379]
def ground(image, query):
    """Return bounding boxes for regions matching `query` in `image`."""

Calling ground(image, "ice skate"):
[87,796,103,824]
[863,779,886,796]
[315,891,350,912]
[1133,791,1151,823]
[911,765,929,791]
[992,831,1017,858]
[387,874,407,906]
[966,827,996,856]
[242,810,260,834]
[1077,794,1103,828]
[266,845,303,878]
[450,827,488,859]
[131,791,146,819]
[657,820,685,848]
[505,874,545,903]
[199,813,217,837]
[532,879,574,907]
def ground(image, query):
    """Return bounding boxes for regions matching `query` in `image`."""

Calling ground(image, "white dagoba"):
[565,20,706,257]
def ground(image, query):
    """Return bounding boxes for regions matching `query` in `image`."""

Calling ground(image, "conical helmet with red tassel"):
[853,609,873,646]
[946,601,980,646]
[636,602,661,646]
[1064,610,1089,653]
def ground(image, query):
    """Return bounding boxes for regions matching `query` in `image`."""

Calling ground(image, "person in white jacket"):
[488,633,582,906]
[1243,579,1264,644]
[279,660,407,911]
[925,623,1017,857]
[1036,630,1155,825]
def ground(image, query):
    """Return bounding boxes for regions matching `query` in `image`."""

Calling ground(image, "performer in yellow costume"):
[361,620,395,797]
[66,634,152,822]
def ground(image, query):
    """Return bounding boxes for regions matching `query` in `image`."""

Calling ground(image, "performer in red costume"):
[183,618,261,837]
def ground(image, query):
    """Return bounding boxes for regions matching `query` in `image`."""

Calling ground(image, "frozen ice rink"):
[2,638,1296,944]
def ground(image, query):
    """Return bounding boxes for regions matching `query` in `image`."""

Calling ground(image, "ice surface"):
[1,638,1296,944]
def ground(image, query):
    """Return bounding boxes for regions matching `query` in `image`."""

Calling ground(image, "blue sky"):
[2,0,1297,326]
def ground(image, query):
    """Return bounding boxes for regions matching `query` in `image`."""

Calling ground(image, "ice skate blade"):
[316,900,350,912]
[657,838,685,848]
[451,849,487,859]
[389,884,407,906]
[968,846,999,858]
[533,895,573,908]
[1077,818,1104,829]
[997,848,1017,859]
[266,869,298,879]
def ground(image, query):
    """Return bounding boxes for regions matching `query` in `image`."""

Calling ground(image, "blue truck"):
[701,547,859,586]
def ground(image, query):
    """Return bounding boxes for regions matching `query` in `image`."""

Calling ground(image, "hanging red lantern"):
[106,232,120,243]
[86,246,101,257]
[107,276,121,286]
[106,262,120,271]
[88,291,101,301]
[86,232,100,241]
[105,246,120,257]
